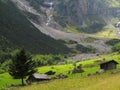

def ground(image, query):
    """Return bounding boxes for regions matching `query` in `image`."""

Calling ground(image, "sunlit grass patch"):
[0,73,21,89]
[94,26,116,38]
[11,72,120,90]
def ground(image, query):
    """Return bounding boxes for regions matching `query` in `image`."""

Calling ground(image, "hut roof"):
[100,60,118,65]
[32,74,51,80]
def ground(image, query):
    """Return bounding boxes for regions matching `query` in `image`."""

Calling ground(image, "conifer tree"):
[9,49,36,86]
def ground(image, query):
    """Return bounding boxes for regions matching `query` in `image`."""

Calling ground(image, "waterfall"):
[115,21,120,35]
[46,1,54,26]
[116,21,120,27]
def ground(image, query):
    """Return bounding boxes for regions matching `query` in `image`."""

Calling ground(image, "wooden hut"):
[26,73,51,84]
[100,60,118,70]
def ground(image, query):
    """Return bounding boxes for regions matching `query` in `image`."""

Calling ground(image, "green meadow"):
[8,72,120,90]
[1,53,120,90]
[0,73,21,90]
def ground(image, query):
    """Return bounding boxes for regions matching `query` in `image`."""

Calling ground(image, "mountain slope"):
[15,0,120,34]
[10,0,114,54]
[0,0,70,54]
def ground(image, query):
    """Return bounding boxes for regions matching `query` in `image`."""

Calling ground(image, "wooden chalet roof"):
[100,60,118,65]
[32,74,51,80]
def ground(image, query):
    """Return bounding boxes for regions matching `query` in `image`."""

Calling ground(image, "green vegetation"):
[9,73,120,90]
[0,73,21,90]
[53,0,107,34]
[94,25,115,38]
[23,12,40,24]
[0,50,11,63]
[32,54,64,67]
[81,37,97,43]
[75,44,97,53]
[1,0,120,89]
[111,17,119,25]
[106,39,120,46]
[56,15,106,34]
[112,43,120,53]
[66,40,78,44]
[26,0,44,13]
[65,25,79,33]
[9,49,36,86]
[1,53,120,89]
[105,39,120,53]
[77,15,106,33]
[32,53,120,77]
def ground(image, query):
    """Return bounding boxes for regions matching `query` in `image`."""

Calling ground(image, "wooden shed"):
[100,60,118,70]
[26,73,51,84]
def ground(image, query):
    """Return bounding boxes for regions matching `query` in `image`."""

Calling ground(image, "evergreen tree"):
[9,49,36,86]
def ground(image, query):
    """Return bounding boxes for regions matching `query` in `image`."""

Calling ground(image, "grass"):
[81,37,97,43]
[1,52,120,89]
[111,18,119,25]
[0,73,21,90]
[8,72,120,90]
[65,24,117,38]
[93,25,116,38]
[37,52,120,77]
[65,25,79,33]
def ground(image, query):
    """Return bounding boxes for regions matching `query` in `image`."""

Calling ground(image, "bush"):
[1,59,11,72]
[81,37,97,43]
[106,39,120,46]
[76,44,96,53]
[67,40,78,44]
[33,55,65,67]
[72,64,84,74]
[0,68,5,74]
[112,43,120,53]
[45,70,56,75]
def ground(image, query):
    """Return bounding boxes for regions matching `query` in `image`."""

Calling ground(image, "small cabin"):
[100,60,118,70]
[26,73,51,84]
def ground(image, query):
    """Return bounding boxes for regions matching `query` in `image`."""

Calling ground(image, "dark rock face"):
[54,0,110,25]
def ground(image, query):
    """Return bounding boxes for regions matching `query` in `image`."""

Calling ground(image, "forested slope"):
[0,0,70,54]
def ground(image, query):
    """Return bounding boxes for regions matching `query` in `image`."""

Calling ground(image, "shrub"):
[76,44,96,53]
[72,64,84,74]
[81,37,97,43]
[0,68,5,74]
[106,39,120,46]
[45,70,56,75]
[112,43,120,53]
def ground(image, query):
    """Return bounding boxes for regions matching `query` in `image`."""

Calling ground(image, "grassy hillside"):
[0,73,21,90]
[0,0,70,54]
[1,53,120,89]
[36,53,120,76]
[10,73,120,90]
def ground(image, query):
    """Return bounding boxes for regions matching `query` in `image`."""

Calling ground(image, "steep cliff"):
[53,0,120,33]
[13,0,120,34]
